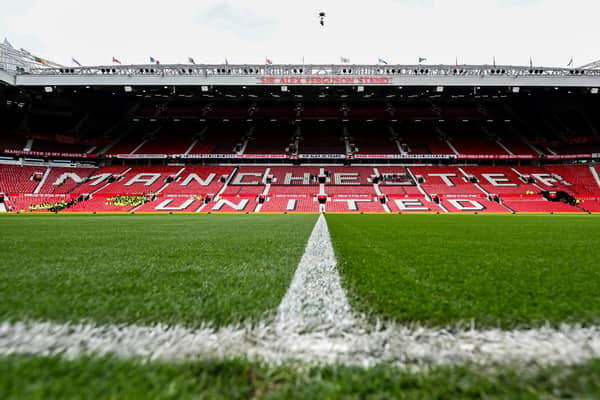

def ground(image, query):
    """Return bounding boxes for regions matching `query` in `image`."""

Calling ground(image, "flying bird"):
[319,12,326,26]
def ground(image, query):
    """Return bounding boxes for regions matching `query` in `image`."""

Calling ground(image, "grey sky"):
[1,0,598,67]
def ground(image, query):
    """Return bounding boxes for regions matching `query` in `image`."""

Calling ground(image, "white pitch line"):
[274,214,355,334]
[1,215,600,368]
[2,319,600,368]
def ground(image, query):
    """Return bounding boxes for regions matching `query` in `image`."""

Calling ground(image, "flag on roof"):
[188,57,195,65]
[33,56,46,65]
[529,56,533,68]
[225,58,229,65]
[112,56,121,64]
[71,57,82,67]
[418,57,427,63]
[149,57,159,65]
[266,57,273,65]
[567,56,573,67]
[378,57,388,65]
[493,56,496,68]
[340,56,350,63]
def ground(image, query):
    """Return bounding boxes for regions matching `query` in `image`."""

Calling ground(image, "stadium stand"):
[440,197,510,213]
[29,139,91,154]
[386,196,446,213]
[375,166,424,196]
[324,166,376,185]
[447,123,511,155]
[2,69,600,214]
[66,166,132,195]
[349,126,400,155]
[0,133,26,152]
[0,165,48,194]
[6,194,72,212]
[461,166,541,195]
[132,196,205,213]
[244,123,293,154]
[187,124,244,154]
[399,122,455,154]
[260,195,321,213]
[133,125,195,155]
[298,122,346,154]
[501,197,581,213]
[109,125,155,155]
[91,166,183,195]
[268,166,321,185]
[577,199,600,212]
[543,165,600,195]
[326,197,384,212]
[159,166,234,196]
[267,186,320,196]
[64,195,140,213]
[513,166,580,194]
[408,166,484,196]
[0,162,598,213]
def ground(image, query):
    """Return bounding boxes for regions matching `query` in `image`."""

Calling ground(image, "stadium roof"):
[2,41,600,90]
[2,63,600,90]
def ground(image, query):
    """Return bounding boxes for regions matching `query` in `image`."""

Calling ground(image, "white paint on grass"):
[1,214,600,368]
[2,319,600,368]
[274,214,355,334]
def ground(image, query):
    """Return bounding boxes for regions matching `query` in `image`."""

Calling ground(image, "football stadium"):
[2,3,600,397]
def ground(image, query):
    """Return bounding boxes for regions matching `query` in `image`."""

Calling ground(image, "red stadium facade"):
[1,61,600,213]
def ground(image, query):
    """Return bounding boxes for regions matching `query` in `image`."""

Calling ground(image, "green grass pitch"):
[0,214,317,326]
[1,213,600,398]
[328,214,600,328]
